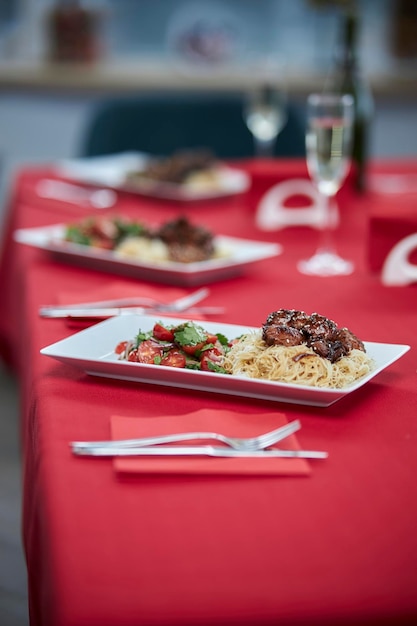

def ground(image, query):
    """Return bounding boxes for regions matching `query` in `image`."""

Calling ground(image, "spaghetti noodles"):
[224,330,375,389]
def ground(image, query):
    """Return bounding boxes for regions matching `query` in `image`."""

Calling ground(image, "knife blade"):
[41,306,151,318]
[40,306,224,320]
[40,287,209,312]
[39,287,213,319]
[72,445,328,459]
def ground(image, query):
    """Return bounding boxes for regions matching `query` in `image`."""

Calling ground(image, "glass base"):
[297,252,354,277]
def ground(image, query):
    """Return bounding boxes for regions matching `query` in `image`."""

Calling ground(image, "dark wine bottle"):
[47,0,101,64]
[331,8,373,192]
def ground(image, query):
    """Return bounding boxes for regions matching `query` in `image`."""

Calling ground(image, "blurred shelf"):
[0,59,416,98]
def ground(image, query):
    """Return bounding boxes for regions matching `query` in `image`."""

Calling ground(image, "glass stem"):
[317,193,338,255]
[255,137,275,158]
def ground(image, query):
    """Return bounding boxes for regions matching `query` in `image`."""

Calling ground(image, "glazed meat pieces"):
[262,309,365,363]
[264,309,310,330]
[332,327,365,352]
[131,149,216,184]
[156,216,215,263]
[263,325,304,347]
[302,313,337,339]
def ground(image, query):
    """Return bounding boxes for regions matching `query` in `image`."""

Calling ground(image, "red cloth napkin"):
[111,409,311,476]
[367,196,417,272]
[58,281,191,306]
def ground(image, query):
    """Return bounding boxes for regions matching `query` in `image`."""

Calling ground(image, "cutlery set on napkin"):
[39,287,223,321]
[71,412,328,476]
[72,419,326,458]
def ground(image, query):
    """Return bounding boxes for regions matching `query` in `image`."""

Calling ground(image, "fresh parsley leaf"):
[199,343,216,353]
[114,218,146,241]
[174,322,207,347]
[65,226,91,246]
[216,333,229,346]
[207,361,228,374]
[135,329,153,345]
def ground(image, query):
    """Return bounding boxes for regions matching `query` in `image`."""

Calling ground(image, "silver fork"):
[39,287,213,318]
[71,419,301,454]
[40,287,210,312]
[72,445,327,459]
[36,179,117,209]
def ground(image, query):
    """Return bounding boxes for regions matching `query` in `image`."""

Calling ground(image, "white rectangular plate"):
[40,315,410,408]
[14,225,281,286]
[57,152,251,201]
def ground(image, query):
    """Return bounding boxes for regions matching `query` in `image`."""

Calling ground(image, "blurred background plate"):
[58,152,251,201]
[14,224,281,286]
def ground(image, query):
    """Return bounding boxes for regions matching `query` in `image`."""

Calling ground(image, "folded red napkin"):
[58,281,189,307]
[367,196,417,272]
[111,410,311,476]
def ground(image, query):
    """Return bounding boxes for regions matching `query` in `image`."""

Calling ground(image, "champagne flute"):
[243,58,288,158]
[298,93,354,276]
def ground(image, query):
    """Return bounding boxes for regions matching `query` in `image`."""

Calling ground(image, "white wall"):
[0,94,94,227]
[372,98,417,158]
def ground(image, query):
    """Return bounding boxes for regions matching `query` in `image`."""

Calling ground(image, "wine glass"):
[297,93,354,276]
[243,58,288,158]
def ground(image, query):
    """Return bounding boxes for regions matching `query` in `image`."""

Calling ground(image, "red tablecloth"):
[1,159,416,626]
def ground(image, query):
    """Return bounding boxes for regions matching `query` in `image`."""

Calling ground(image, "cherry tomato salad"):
[115,320,238,373]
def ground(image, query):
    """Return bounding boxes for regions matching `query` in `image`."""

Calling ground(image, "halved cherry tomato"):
[127,348,139,362]
[136,340,163,364]
[182,342,206,356]
[206,334,218,345]
[91,218,118,240]
[91,238,114,250]
[200,348,224,371]
[160,349,186,368]
[153,323,175,342]
[115,340,128,355]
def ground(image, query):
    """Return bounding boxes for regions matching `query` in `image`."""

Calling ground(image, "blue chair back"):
[80,92,306,159]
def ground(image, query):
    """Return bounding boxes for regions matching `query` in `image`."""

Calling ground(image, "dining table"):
[0,156,416,626]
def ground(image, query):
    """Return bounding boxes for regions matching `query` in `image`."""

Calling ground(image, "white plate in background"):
[57,152,251,201]
[14,224,281,286]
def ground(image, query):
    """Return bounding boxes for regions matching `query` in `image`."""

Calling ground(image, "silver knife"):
[39,306,224,319]
[39,287,213,319]
[40,287,209,311]
[41,306,159,318]
[39,291,210,311]
[72,445,328,459]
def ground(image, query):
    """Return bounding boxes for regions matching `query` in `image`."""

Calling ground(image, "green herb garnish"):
[135,329,153,346]
[65,226,91,246]
[207,361,228,374]
[174,322,208,347]
[215,333,229,346]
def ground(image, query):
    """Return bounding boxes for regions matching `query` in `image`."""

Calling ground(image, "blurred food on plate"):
[64,215,229,264]
[124,149,225,192]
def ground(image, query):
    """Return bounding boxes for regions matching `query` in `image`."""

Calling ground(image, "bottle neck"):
[336,10,360,71]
